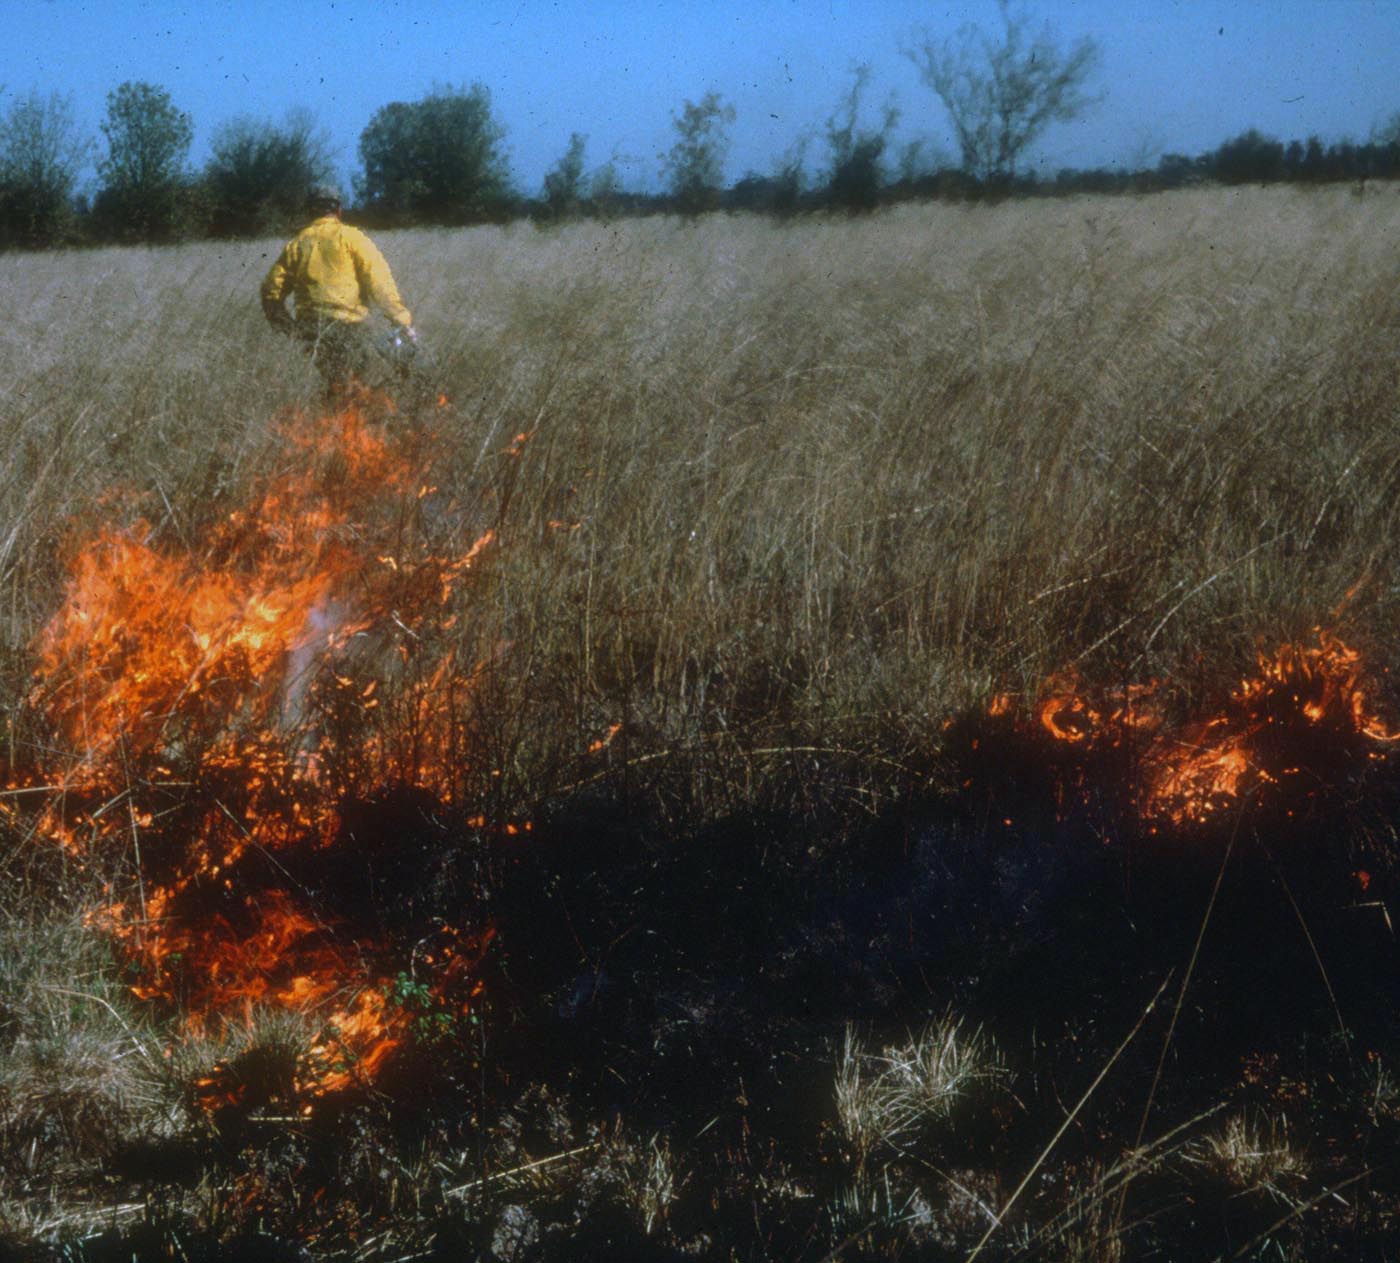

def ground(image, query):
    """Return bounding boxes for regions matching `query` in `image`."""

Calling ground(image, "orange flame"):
[19,395,500,1104]
[587,722,622,754]
[998,631,1397,825]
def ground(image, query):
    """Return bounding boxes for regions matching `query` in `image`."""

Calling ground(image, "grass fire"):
[22,398,496,1112]
[2,188,1400,1259]
[980,631,1400,827]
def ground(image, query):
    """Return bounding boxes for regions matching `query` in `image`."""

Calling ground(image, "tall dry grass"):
[1,176,1398,1263]
[5,190,1399,745]
[0,185,1397,835]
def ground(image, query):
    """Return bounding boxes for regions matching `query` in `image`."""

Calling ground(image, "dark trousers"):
[294,317,377,396]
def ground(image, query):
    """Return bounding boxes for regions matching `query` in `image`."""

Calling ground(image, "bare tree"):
[903,1,1100,180]
[772,135,809,217]
[824,65,898,213]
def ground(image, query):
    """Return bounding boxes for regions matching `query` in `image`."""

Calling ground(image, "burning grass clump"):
[170,1007,319,1118]
[957,629,1400,840]
[8,396,509,1119]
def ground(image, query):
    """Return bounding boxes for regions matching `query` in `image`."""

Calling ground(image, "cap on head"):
[307,182,342,212]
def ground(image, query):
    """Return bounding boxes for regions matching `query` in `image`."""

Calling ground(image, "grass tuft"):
[835,1015,1006,1170]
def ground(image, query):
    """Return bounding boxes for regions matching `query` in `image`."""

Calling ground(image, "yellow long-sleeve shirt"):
[261,215,412,328]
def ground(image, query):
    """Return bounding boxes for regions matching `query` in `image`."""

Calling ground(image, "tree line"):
[3,4,1398,252]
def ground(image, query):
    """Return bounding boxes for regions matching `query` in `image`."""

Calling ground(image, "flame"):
[995,631,1397,825]
[587,722,622,754]
[17,393,503,1105]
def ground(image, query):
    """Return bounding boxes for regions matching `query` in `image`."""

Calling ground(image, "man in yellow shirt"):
[261,183,416,396]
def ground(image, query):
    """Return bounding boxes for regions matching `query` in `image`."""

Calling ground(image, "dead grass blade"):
[964,971,1173,1263]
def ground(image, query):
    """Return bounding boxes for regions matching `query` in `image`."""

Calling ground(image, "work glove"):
[384,324,419,370]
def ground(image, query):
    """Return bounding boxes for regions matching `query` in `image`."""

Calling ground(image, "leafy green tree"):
[204,107,333,237]
[356,84,511,225]
[94,80,194,241]
[903,1,1100,180]
[0,89,89,249]
[1209,129,1285,185]
[541,132,587,221]
[662,91,734,217]
[1155,152,1202,189]
[1301,135,1327,181]
[825,65,898,212]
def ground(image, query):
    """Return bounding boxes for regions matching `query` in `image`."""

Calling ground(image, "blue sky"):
[5,0,1400,194]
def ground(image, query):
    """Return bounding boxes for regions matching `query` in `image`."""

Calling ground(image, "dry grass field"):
[2,186,1400,1259]
[7,189,1400,736]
